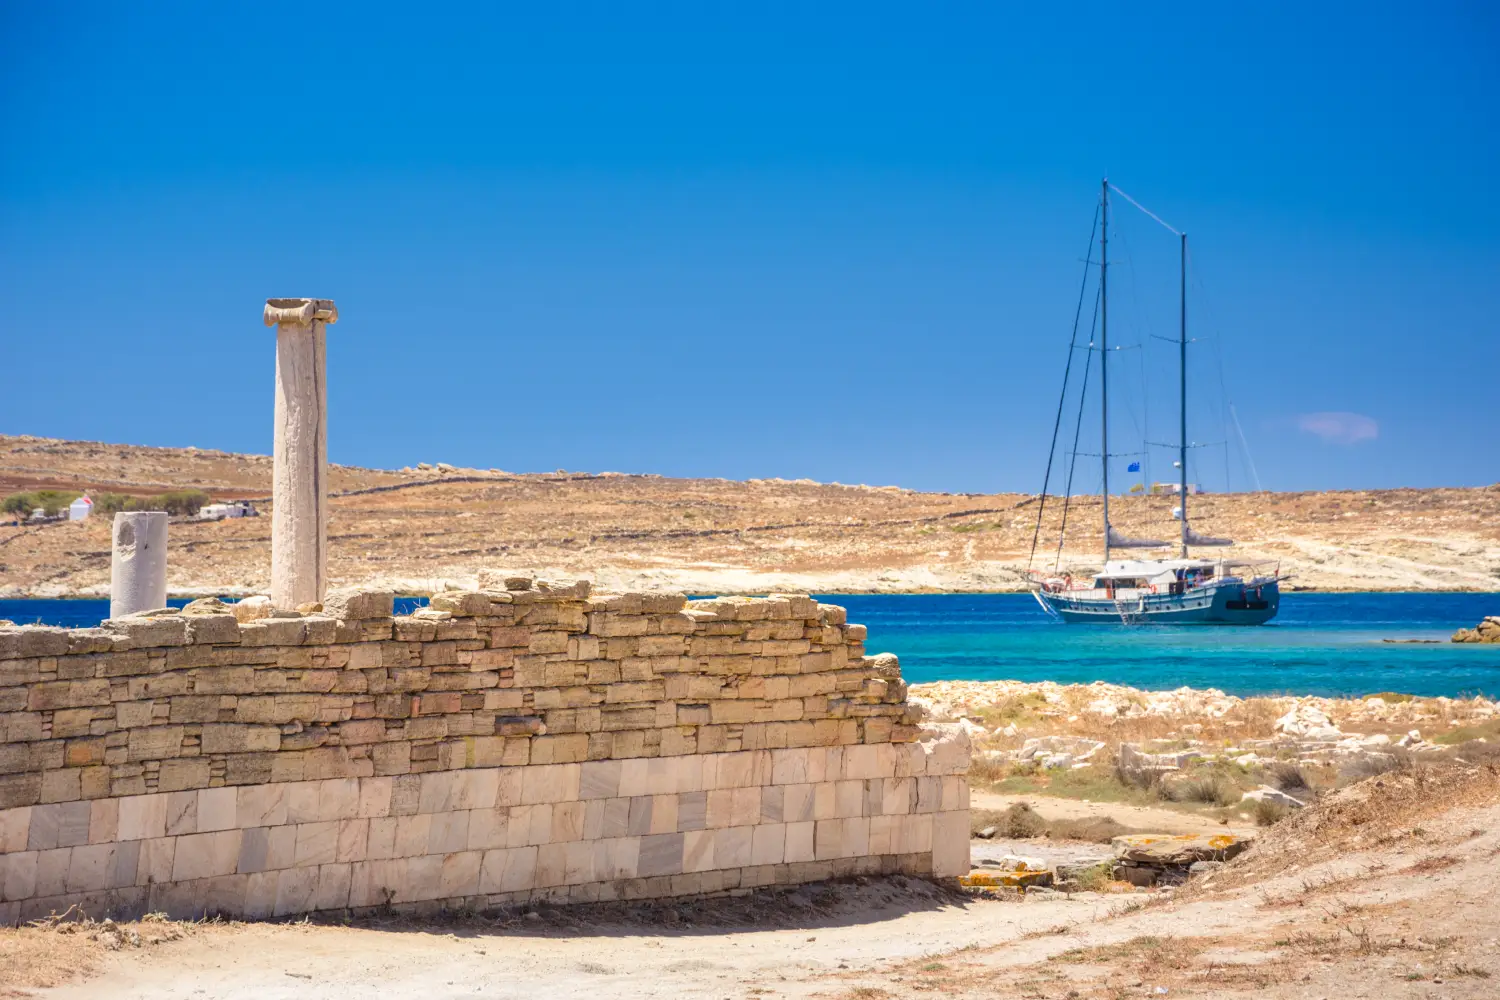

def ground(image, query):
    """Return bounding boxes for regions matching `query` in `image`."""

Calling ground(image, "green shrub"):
[156,490,211,516]
[1065,861,1117,891]
[1,490,79,516]
[91,492,133,515]
[104,489,212,517]
[7,488,213,519]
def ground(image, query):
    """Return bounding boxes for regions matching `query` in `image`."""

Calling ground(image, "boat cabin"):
[1090,559,1221,597]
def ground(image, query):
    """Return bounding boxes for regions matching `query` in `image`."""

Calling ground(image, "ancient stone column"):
[263,297,338,608]
[110,511,168,618]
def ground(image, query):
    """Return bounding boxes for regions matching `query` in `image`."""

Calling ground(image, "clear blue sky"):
[2,2,1495,493]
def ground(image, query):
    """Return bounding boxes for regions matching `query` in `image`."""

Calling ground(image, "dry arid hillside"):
[1,433,1498,597]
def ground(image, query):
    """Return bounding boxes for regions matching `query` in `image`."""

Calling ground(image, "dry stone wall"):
[0,578,970,922]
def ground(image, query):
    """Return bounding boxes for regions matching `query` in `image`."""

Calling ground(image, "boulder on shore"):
[1452,616,1500,643]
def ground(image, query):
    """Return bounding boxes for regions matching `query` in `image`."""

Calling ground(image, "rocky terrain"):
[3,433,1499,597]
[911,678,1500,814]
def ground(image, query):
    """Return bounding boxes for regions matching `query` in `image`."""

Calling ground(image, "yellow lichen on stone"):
[960,869,1053,888]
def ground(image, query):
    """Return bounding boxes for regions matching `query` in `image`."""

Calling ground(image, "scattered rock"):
[1117,742,1201,777]
[1113,863,1160,888]
[231,595,272,623]
[322,589,395,621]
[1016,735,1105,770]
[1112,833,1251,865]
[1274,701,1343,740]
[1241,785,1307,809]
[979,854,1049,873]
[476,570,534,591]
[960,868,1053,889]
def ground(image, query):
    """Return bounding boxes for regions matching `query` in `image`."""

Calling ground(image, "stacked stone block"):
[0,580,969,921]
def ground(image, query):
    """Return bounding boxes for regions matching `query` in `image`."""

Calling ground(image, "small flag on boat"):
[1127,461,1141,472]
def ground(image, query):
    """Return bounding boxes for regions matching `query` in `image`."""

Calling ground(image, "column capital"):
[264,298,338,327]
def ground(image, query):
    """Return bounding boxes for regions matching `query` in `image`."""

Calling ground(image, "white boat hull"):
[1038,578,1280,625]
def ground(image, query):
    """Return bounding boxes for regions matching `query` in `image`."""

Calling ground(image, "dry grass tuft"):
[1270,762,1312,795]
[971,803,1135,844]
[1050,934,1204,972]
[1063,862,1116,892]
[971,803,1048,839]
[1049,816,1134,843]
[1252,799,1291,827]
[0,910,196,996]
[1164,773,1242,807]
[1401,854,1462,874]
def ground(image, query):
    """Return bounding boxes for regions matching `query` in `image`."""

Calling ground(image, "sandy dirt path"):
[970,789,1258,837]
[31,883,1123,1000]
[824,800,1500,999]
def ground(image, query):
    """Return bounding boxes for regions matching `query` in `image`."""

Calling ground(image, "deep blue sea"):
[2,593,1497,699]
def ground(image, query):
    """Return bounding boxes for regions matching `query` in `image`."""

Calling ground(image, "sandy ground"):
[22,882,1123,1000]
[971,789,1256,837]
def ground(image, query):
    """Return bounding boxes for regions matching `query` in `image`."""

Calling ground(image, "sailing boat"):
[1029,180,1286,625]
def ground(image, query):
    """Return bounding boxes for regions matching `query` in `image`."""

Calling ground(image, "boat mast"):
[1100,179,1111,565]
[1179,232,1189,558]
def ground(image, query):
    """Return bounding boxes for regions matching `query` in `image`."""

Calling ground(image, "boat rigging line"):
[1053,284,1100,573]
[1106,183,1182,236]
[1027,205,1099,574]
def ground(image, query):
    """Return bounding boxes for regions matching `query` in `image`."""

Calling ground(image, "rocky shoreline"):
[909,677,1499,728]
[911,678,1497,829]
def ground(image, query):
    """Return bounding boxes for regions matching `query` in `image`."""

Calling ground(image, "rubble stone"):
[1240,785,1307,808]
[1111,833,1250,865]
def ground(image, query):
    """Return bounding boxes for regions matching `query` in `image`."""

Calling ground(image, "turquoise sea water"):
[824,592,1500,698]
[3,593,1497,698]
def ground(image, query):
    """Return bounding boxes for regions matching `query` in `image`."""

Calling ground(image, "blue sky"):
[1,2,1495,493]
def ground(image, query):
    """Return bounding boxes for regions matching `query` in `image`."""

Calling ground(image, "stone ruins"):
[0,580,970,921]
[0,297,971,923]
